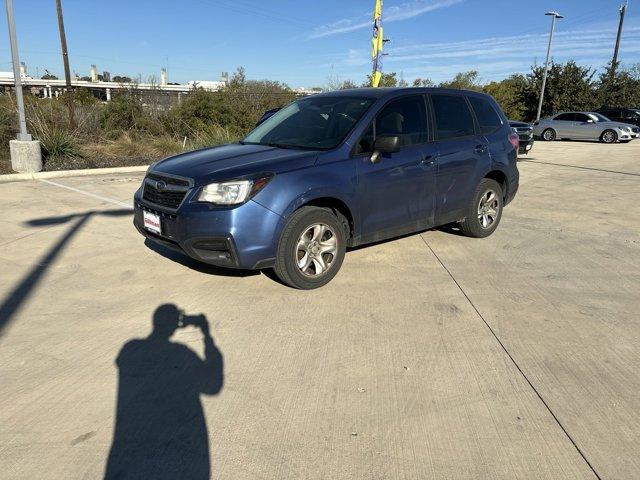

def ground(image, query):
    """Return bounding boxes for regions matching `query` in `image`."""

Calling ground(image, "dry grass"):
[81,132,182,162]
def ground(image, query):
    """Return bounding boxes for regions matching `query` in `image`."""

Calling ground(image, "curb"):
[0,165,149,184]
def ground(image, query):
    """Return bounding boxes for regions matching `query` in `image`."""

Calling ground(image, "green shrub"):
[25,98,83,162]
[0,94,17,154]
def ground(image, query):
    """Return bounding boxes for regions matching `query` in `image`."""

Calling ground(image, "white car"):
[533,112,639,143]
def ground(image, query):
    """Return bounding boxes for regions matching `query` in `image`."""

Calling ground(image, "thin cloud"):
[316,24,640,83]
[309,0,464,39]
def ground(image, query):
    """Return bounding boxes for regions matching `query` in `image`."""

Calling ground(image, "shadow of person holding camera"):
[104,304,224,480]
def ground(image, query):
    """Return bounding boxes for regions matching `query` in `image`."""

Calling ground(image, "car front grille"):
[142,172,192,210]
[514,126,533,140]
[632,127,640,134]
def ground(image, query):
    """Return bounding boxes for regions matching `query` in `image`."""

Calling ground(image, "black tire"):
[601,129,617,143]
[273,206,346,289]
[542,128,556,141]
[459,178,504,238]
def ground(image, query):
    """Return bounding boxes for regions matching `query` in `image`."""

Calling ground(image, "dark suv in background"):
[597,107,640,128]
[508,120,534,154]
[134,88,519,289]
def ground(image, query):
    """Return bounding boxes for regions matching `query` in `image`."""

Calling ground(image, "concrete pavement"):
[1,141,638,479]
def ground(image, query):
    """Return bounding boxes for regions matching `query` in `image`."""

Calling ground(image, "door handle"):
[474,144,487,154]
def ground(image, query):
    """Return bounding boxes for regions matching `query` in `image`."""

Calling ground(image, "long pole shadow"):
[0,209,132,338]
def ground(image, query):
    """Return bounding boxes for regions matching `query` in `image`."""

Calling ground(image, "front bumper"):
[518,139,534,154]
[134,188,285,269]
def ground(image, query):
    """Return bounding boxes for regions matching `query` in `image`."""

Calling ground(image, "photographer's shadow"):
[104,305,224,480]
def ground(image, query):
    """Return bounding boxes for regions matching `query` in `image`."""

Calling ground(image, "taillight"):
[508,132,519,151]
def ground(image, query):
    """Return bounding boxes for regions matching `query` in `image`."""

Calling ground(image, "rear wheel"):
[459,179,503,238]
[601,129,617,143]
[274,206,346,289]
[542,128,556,141]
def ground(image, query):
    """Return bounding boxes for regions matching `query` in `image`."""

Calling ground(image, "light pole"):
[4,0,42,172]
[536,11,563,122]
[4,0,29,140]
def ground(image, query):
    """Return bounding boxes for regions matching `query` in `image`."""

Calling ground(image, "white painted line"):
[39,178,132,209]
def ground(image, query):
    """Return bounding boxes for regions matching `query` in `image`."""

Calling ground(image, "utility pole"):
[611,1,628,77]
[536,11,563,122]
[55,0,76,128]
[4,0,42,172]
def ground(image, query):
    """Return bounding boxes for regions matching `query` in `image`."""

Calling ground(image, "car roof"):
[553,111,602,116]
[311,87,490,100]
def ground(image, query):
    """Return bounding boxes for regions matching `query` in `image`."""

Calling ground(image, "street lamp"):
[4,0,42,172]
[536,11,564,122]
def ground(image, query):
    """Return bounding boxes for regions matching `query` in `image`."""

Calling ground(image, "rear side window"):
[468,96,502,134]
[554,113,575,121]
[431,94,476,140]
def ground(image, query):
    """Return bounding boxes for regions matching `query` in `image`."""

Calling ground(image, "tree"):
[338,79,358,90]
[41,73,58,80]
[483,75,528,120]
[518,61,596,120]
[439,70,482,91]
[113,75,133,83]
[363,72,398,87]
[596,61,640,108]
[164,66,297,137]
[412,78,435,87]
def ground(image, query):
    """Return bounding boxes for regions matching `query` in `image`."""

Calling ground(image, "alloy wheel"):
[295,223,338,277]
[477,190,499,229]
[602,131,616,143]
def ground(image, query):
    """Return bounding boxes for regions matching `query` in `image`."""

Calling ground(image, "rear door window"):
[375,96,428,147]
[554,113,575,121]
[431,94,476,140]
[355,95,428,153]
[468,96,502,134]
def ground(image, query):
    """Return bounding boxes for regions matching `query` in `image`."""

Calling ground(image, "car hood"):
[151,143,319,185]
[508,120,531,128]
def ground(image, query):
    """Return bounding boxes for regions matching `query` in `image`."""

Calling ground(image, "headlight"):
[197,175,272,205]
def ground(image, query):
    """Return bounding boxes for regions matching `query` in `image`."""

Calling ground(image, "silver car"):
[533,111,639,143]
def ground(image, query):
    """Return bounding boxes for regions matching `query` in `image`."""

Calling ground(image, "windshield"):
[591,113,611,122]
[243,96,374,150]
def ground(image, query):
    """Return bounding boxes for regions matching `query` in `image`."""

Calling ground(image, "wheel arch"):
[283,192,356,241]
[484,169,508,200]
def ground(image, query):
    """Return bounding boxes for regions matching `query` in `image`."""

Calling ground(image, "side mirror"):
[370,135,400,164]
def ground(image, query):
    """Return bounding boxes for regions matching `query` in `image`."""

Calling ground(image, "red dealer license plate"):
[143,210,162,235]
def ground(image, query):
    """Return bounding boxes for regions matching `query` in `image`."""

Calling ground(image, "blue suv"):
[134,88,519,289]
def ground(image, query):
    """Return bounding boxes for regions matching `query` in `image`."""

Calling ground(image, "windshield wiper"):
[265,142,297,150]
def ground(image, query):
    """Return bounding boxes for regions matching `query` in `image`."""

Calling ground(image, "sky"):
[1,0,639,88]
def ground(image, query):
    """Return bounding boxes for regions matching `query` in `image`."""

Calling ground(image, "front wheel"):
[542,128,556,141]
[601,129,618,143]
[459,179,504,238]
[273,206,346,289]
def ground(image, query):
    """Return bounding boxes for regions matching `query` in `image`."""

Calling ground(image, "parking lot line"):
[420,234,603,480]
[38,178,132,209]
